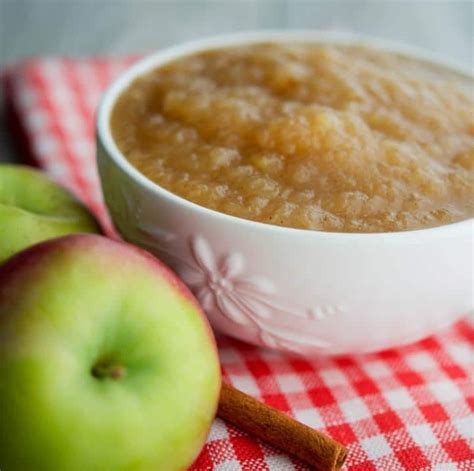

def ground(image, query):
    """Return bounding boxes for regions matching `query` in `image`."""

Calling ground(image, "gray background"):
[1,0,473,162]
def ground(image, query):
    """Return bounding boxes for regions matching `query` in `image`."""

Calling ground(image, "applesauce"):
[111,43,474,232]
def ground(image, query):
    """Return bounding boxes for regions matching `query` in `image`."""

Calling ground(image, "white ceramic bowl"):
[97,31,473,355]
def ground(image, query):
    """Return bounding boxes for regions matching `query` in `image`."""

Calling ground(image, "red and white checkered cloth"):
[3,57,474,471]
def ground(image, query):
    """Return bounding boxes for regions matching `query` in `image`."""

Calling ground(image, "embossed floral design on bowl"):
[135,222,340,354]
[97,31,473,355]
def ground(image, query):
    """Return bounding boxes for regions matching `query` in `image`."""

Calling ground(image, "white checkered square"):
[340,398,372,422]
[446,343,472,365]
[275,373,305,393]
[39,58,63,76]
[263,454,297,469]
[229,375,260,396]
[208,419,230,442]
[61,113,86,135]
[46,161,70,180]
[34,134,59,155]
[453,416,474,441]
[75,62,102,90]
[433,463,459,471]
[362,360,392,378]
[25,108,49,131]
[49,85,76,109]
[430,381,462,402]
[71,140,94,159]
[361,435,392,460]
[408,424,439,446]
[215,460,242,471]
[320,368,348,386]
[384,388,415,409]
[406,351,437,371]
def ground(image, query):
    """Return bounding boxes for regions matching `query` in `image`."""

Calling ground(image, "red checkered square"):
[326,423,358,445]
[442,439,474,462]
[348,460,378,471]
[397,371,425,387]
[192,448,214,471]
[374,411,404,434]
[260,393,291,412]
[352,378,380,397]
[420,404,450,423]
[230,436,266,462]
[395,446,431,468]
[3,56,473,470]
[307,386,337,408]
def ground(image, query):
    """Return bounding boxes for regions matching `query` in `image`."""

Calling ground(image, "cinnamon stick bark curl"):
[218,383,348,470]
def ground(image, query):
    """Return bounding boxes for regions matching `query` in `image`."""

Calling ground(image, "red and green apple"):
[0,234,221,470]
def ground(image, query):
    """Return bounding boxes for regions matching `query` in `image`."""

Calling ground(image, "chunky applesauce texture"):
[111,44,474,232]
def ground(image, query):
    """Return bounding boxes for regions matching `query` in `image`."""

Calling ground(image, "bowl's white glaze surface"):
[97,31,473,355]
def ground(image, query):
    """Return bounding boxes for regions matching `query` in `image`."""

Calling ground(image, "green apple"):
[0,164,100,264]
[0,234,221,471]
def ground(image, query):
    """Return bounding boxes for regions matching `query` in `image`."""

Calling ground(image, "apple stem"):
[91,363,126,380]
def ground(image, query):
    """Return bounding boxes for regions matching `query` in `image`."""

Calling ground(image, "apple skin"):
[0,234,221,471]
[0,164,100,264]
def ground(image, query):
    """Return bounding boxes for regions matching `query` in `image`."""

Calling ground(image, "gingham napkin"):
[4,57,473,471]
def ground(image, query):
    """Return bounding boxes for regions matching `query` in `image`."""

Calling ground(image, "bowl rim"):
[97,29,473,241]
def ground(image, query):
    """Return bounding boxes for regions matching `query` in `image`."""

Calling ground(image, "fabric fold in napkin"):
[3,57,473,470]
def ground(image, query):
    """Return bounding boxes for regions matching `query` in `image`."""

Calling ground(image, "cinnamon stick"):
[218,383,348,470]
